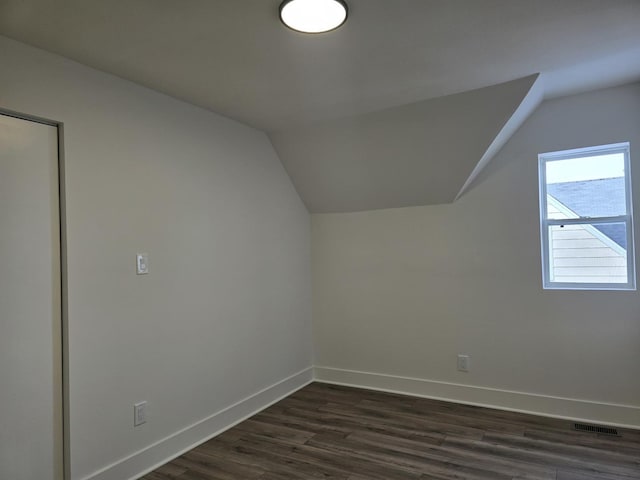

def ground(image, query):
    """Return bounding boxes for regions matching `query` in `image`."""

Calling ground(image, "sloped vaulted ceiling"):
[1,1,639,212]
[271,75,542,212]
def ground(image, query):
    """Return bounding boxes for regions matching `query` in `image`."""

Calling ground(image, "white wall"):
[0,36,312,480]
[313,83,640,427]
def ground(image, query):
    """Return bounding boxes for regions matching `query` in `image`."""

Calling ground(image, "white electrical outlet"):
[134,401,147,426]
[457,354,470,372]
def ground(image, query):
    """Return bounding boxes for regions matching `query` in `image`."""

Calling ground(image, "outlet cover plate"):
[134,401,147,426]
[457,354,470,372]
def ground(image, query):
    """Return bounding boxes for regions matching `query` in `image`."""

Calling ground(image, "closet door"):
[0,113,62,480]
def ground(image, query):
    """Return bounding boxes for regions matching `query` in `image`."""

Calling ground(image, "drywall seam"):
[314,366,640,429]
[82,367,314,480]
[455,73,545,201]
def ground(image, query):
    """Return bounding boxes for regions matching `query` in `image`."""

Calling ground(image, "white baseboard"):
[80,364,639,480]
[314,366,640,429]
[82,367,314,480]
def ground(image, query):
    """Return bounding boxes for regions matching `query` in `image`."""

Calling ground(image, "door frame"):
[1,107,68,480]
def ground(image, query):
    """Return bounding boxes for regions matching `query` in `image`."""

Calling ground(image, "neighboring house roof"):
[547,177,627,249]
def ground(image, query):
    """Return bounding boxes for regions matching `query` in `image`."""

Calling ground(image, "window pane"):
[546,153,626,219]
[548,222,628,284]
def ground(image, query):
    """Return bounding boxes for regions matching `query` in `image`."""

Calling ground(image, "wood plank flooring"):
[142,383,640,480]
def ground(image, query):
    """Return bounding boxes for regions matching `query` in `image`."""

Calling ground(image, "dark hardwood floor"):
[142,382,640,480]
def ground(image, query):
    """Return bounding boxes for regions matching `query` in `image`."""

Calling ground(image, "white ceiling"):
[1,0,639,211]
[271,75,541,212]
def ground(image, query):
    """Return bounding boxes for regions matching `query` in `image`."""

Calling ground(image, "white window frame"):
[538,142,636,291]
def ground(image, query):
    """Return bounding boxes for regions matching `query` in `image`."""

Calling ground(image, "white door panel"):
[0,113,62,480]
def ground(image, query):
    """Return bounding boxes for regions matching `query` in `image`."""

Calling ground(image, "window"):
[538,143,635,290]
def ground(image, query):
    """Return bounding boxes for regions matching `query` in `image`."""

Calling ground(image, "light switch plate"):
[136,253,149,275]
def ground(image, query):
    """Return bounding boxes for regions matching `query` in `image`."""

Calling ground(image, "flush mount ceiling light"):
[279,0,348,34]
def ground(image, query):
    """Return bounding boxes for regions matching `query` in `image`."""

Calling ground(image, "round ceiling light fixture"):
[279,0,348,34]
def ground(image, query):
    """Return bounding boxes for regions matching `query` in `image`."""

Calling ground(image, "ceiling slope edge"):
[455,73,543,201]
[270,75,543,213]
